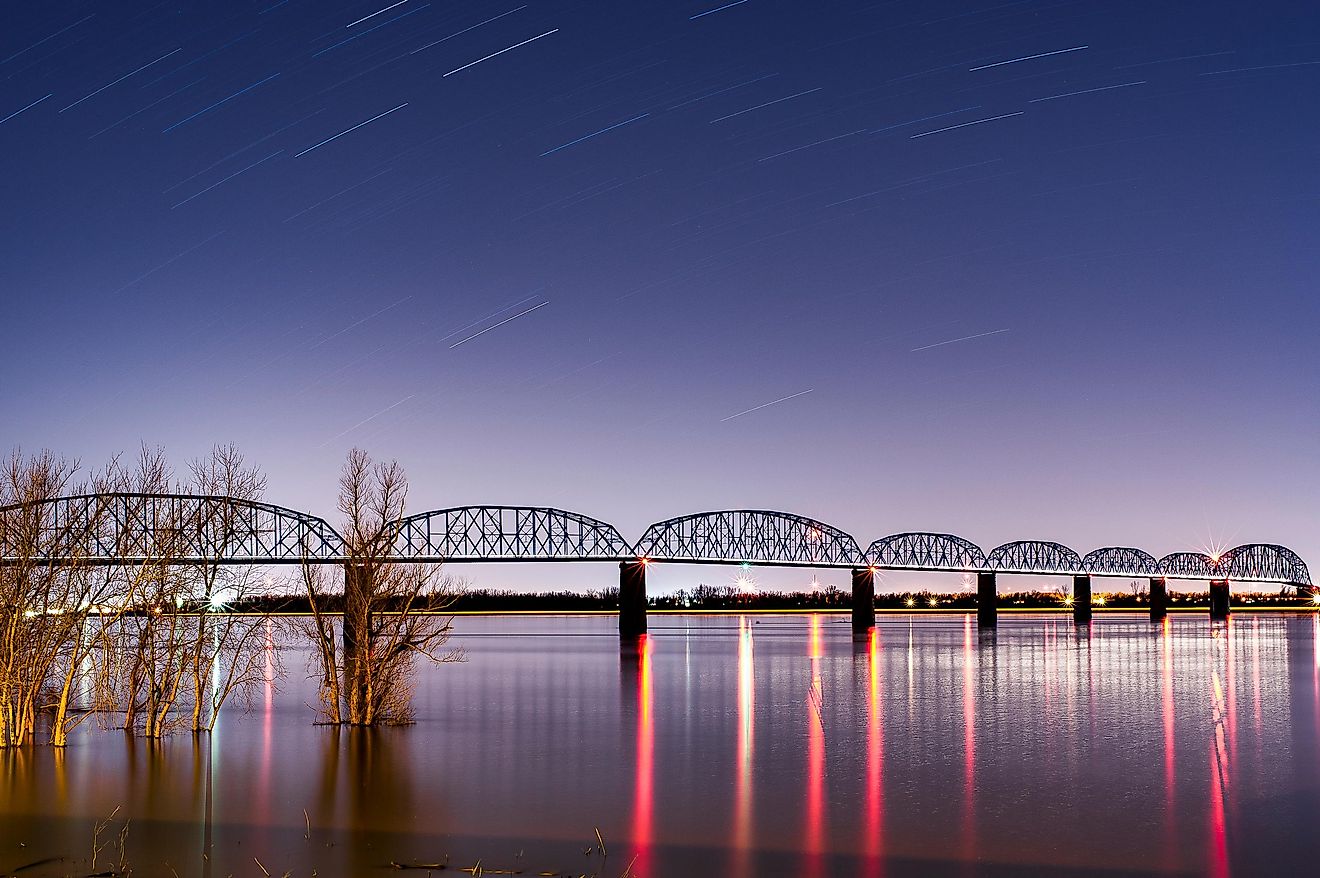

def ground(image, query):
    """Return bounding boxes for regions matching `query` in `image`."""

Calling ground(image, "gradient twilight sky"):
[3,1,1317,592]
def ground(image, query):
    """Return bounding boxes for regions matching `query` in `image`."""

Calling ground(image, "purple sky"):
[3,1,1317,591]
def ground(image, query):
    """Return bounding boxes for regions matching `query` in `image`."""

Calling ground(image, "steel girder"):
[1,494,1312,585]
[985,540,1083,575]
[866,532,986,572]
[1081,546,1160,577]
[389,506,633,562]
[633,510,864,567]
[1157,552,1218,580]
[0,493,345,565]
[1218,543,1311,586]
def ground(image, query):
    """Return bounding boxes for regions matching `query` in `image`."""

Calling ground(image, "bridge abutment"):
[977,571,997,627]
[620,560,647,638]
[851,567,875,636]
[1209,579,1231,619]
[1072,575,1092,624]
[1149,577,1167,621]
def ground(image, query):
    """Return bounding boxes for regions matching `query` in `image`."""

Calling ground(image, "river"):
[2,612,1317,876]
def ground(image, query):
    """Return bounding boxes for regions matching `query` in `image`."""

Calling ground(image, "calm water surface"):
[3,612,1319,877]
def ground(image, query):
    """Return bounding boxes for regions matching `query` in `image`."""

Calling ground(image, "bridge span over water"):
[1,494,1311,634]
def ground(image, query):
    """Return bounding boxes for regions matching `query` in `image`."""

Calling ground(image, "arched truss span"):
[0,493,344,565]
[866,532,986,572]
[633,510,864,567]
[1157,552,1218,580]
[1081,547,1160,577]
[1219,543,1311,586]
[985,540,1082,575]
[390,506,633,562]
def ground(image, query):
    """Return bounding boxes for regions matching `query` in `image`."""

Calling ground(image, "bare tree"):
[302,449,461,726]
[183,444,276,732]
[0,449,124,747]
[91,446,202,738]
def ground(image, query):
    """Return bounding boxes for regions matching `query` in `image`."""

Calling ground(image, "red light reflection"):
[633,635,654,877]
[1208,744,1230,877]
[961,615,975,860]
[864,627,884,875]
[805,615,825,878]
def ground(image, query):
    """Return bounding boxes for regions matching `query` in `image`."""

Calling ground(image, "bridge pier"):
[1209,579,1231,619]
[851,567,875,637]
[977,571,997,627]
[1072,575,1092,624]
[1149,577,1167,621]
[620,560,647,638]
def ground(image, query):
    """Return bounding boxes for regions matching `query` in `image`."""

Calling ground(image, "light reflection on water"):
[2,612,1320,877]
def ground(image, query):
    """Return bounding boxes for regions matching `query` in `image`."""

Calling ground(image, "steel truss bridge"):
[1,494,1311,633]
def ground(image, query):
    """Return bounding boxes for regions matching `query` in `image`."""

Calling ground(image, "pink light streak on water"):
[864,626,884,876]
[733,617,755,877]
[632,635,654,878]
[804,615,825,878]
[962,615,976,861]
[1208,624,1231,878]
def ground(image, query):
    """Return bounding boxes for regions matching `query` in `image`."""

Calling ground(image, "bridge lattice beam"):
[633,510,865,568]
[389,506,634,562]
[0,493,345,566]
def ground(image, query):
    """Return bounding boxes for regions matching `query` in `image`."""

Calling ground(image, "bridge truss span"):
[0,492,345,566]
[1219,543,1311,587]
[985,540,1083,575]
[1081,546,1160,577]
[866,532,986,572]
[389,506,634,562]
[1158,552,1218,580]
[633,510,865,567]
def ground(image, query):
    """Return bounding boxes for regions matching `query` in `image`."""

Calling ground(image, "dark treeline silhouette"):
[221,583,1315,614]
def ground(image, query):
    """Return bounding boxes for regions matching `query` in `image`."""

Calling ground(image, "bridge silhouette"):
[1,493,1311,635]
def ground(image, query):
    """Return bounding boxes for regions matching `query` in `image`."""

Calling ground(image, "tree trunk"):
[342,564,371,725]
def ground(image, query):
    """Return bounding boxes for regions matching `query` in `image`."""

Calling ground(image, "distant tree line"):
[224,582,1314,613]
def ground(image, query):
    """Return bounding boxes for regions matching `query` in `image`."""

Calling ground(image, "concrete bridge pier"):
[851,567,875,637]
[1209,579,1231,620]
[1073,575,1092,624]
[1149,577,1167,621]
[619,559,647,638]
[977,572,997,627]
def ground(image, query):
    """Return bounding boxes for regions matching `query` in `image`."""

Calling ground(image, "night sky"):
[4,1,1317,591]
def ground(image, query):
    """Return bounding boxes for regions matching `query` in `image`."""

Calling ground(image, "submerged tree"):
[93,445,279,738]
[182,444,275,732]
[0,449,88,746]
[302,449,460,725]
